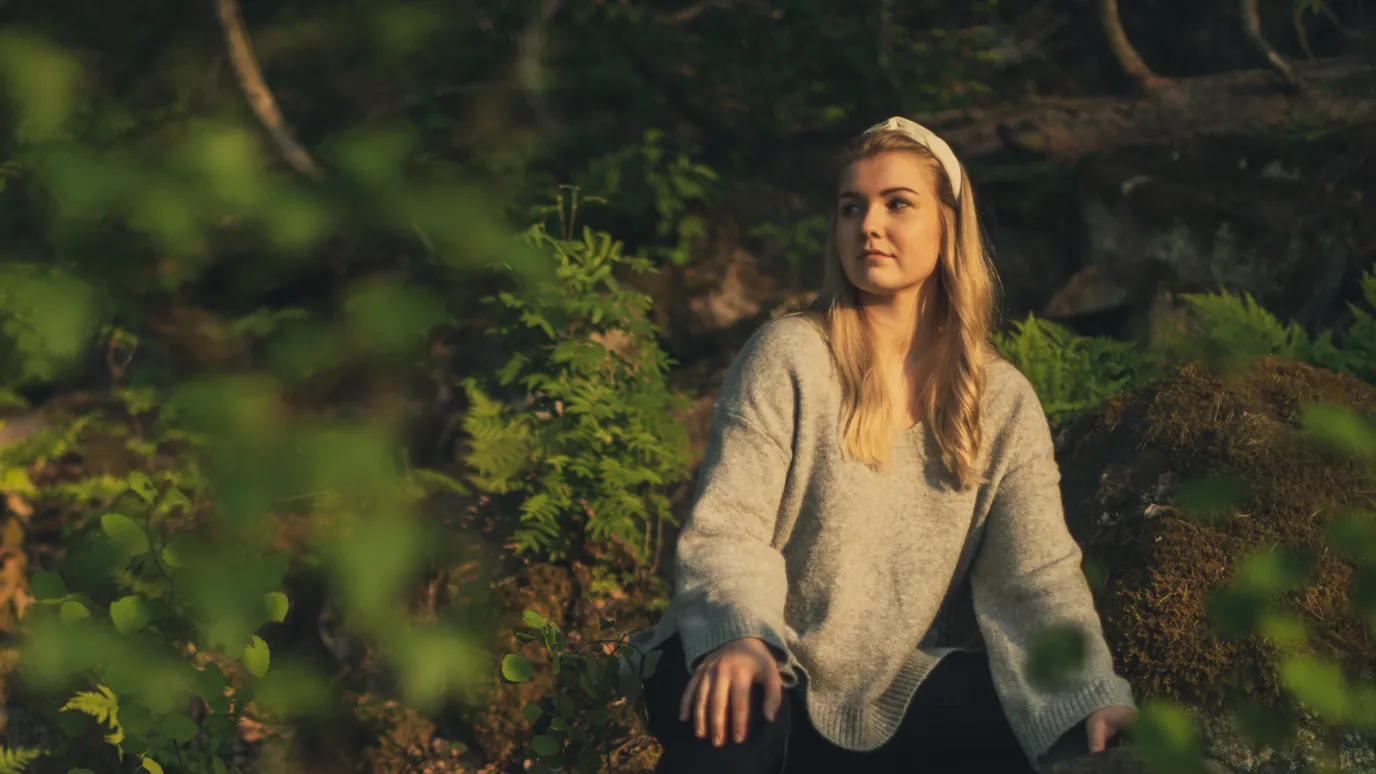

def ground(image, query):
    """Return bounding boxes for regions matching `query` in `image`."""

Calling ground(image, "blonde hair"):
[802,129,1000,490]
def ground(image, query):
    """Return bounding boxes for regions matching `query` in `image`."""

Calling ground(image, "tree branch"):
[1293,5,1317,60]
[1098,0,1169,92]
[1241,0,1301,89]
[654,0,742,25]
[215,0,325,180]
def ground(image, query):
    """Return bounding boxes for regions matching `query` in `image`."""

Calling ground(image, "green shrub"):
[462,204,691,573]
[501,609,660,774]
[5,396,286,773]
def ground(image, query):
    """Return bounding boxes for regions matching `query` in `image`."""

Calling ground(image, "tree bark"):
[1098,0,1169,92]
[216,0,325,180]
[914,56,1376,162]
[1241,0,1300,88]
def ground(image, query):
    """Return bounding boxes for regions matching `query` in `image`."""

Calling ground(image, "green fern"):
[992,314,1150,429]
[1156,268,1376,383]
[0,747,43,774]
[62,684,124,746]
[462,215,691,567]
[1175,290,1308,359]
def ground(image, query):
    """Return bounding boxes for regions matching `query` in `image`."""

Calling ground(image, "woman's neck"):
[862,285,939,367]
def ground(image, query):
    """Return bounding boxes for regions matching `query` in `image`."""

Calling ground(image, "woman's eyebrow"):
[837,187,921,199]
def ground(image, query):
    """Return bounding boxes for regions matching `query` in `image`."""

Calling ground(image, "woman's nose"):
[860,204,882,236]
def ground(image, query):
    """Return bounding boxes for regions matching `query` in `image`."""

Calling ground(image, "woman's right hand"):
[678,637,785,747]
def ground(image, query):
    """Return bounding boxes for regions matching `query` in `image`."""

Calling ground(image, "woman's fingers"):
[731,669,753,743]
[679,666,702,722]
[762,664,783,723]
[1087,714,1109,753]
[679,647,786,746]
[694,669,713,738]
[708,663,734,746]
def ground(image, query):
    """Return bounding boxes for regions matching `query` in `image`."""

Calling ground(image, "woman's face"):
[835,151,944,302]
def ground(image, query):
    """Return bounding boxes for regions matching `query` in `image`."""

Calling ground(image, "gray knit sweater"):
[625,315,1136,765]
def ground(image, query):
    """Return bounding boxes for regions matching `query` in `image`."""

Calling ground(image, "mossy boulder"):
[1058,357,1376,772]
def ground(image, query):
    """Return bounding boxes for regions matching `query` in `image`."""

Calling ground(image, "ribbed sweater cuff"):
[1021,676,1138,765]
[678,610,790,676]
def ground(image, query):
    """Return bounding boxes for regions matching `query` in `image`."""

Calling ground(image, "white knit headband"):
[862,116,963,200]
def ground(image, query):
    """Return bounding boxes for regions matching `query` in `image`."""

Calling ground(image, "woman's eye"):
[888,199,911,211]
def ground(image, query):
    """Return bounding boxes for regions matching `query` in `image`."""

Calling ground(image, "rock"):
[1058,357,1376,771]
[1065,126,1376,341]
[1043,265,1130,319]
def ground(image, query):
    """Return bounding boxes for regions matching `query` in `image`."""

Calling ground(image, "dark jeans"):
[643,635,1096,774]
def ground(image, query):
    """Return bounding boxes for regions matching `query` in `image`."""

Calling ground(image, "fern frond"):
[0,747,43,774]
[62,684,124,745]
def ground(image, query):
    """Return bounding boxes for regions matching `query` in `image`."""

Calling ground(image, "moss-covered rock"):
[1058,356,1376,771]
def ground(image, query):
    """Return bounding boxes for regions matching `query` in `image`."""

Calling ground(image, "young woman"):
[624,117,1138,774]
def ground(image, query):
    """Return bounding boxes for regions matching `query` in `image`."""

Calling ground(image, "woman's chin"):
[853,276,927,301]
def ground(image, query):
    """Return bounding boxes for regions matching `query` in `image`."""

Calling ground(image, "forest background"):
[0,0,1375,773]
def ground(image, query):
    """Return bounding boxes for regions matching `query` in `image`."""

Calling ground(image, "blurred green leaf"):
[101,514,150,560]
[120,701,152,736]
[1236,546,1315,594]
[251,660,331,718]
[392,626,484,709]
[162,713,198,744]
[110,595,151,635]
[1300,403,1376,459]
[30,570,66,601]
[1206,587,1265,641]
[1279,655,1351,722]
[1326,511,1376,562]
[1230,696,1293,748]
[141,757,163,774]
[503,653,535,683]
[1175,473,1249,519]
[127,471,156,504]
[344,277,446,358]
[1129,699,1208,774]
[334,128,416,189]
[0,30,81,142]
[1257,610,1309,648]
[59,600,90,623]
[1025,622,1087,691]
[241,635,271,678]
[523,610,548,629]
[177,123,264,208]
[193,663,228,704]
[158,488,193,513]
[531,734,561,757]
[1353,562,1376,627]
[0,266,98,381]
[329,514,422,626]
[264,591,289,623]
[160,533,197,569]
[523,702,544,723]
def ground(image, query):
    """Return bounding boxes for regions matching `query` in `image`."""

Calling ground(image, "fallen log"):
[917,56,1376,162]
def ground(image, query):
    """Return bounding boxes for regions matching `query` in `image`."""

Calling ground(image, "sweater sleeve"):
[671,321,803,676]
[969,377,1137,765]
